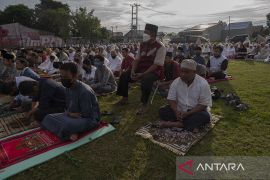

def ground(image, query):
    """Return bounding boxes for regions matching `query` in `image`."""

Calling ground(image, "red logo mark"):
[178,160,194,175]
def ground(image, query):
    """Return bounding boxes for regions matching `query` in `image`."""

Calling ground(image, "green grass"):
[12,61,270,180]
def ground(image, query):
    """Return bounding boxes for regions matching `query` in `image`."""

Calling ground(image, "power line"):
[140,5,176,16]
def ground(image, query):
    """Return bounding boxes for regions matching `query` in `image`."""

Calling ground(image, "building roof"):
[124,30,144,38]
[184,23,219,32]
[224,21,252,30]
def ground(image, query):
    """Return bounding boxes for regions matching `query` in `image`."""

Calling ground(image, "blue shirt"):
[66,81,100,121]
[33,79,66,110]
[21,67,40,81]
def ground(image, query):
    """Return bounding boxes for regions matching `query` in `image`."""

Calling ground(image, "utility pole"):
[228,16,231,38]
[130,3,140,42]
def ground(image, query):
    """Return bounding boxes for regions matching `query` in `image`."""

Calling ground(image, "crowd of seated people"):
[5,30,270,141]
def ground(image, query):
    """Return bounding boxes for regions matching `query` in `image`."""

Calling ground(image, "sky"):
[0,0,269,33]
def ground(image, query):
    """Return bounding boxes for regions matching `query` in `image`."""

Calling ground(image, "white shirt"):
[108,56,122,72]
[167,75,212,112]
[82,66,96,81]
[209,55,227,73]
[14,76,36,102]
[228,47,236,57]
[104,57,110,66]
[69,51,76,61]
[222,47,229,57]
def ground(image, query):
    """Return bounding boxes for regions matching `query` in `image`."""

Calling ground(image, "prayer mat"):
[0,122,115,179]
[0,113,34,139]
[0,95,13,106]
[135,114,221,156]
[207,76,233,84]
[0,103,17,118]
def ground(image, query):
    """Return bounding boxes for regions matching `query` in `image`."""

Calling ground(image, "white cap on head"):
[181,59,197,71]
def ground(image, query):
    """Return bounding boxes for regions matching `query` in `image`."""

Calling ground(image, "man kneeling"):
[42,62,100,141]
[158,59,212,132]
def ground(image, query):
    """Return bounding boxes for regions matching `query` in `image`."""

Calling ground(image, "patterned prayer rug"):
[0,122,115,179]
[135,115,221,155]
[207,76,233,84]
[0,95,13,106]
[0,103,18,118]
[0,113,34,139]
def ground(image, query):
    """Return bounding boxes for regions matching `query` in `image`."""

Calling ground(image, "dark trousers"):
[116,70,159,104]
[210,72,226,80]
[33,107,65,122]
[159,105,211,131]
[0,81,14,95]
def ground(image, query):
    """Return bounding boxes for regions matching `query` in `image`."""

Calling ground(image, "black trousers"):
[0,81,14,95]
[116,70,159,104]
[33,107,65,122]
[210,72,226,80]
[159,105,211,131]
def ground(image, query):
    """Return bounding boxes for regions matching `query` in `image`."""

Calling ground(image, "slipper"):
[101,111,114,116]
[110,116,121,125]
[234,103,249,111]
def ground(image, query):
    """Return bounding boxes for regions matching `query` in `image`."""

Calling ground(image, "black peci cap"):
[145,23,158,34]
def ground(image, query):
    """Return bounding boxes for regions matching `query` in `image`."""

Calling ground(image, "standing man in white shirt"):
[158,59,212,132]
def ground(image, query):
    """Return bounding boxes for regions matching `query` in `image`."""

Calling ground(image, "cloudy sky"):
[0,0,269,33]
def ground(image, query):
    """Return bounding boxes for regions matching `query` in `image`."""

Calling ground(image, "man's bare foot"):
[70,134,79,141]
[30,121,40,128]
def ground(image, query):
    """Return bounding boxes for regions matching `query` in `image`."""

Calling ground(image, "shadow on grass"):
[188,80,246,156]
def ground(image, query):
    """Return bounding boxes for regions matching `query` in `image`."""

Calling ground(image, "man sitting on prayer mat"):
[0,49,7,75]
[82,58,96,85]
[16,57,40,81]
[0,52,18,94]
[207,45,228,80]
[41,62,100,141]
[116,23,166,115]
[157,52,180,97]
[90,55,117,94]
[18,78,66,126]
[9,76,36,111]
[158,59,212,132]
[193,46,206,65]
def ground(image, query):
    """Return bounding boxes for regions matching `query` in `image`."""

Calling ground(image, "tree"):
[35,0,70,12]
[99,27,110,40]
[0,4,35,27]
[71,8,109,41]
[34,0,71,39]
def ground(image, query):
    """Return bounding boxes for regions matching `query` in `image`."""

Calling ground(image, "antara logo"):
[178,160,245,175]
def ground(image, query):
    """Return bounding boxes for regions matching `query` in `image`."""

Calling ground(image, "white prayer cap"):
[181,59,197,71]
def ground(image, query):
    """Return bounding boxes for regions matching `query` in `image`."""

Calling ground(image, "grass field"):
[12,60,270,180]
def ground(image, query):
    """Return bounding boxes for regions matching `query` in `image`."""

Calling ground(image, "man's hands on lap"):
[68,112,81,118]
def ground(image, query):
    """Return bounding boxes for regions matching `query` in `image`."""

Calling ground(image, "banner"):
[0,23,63,48]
